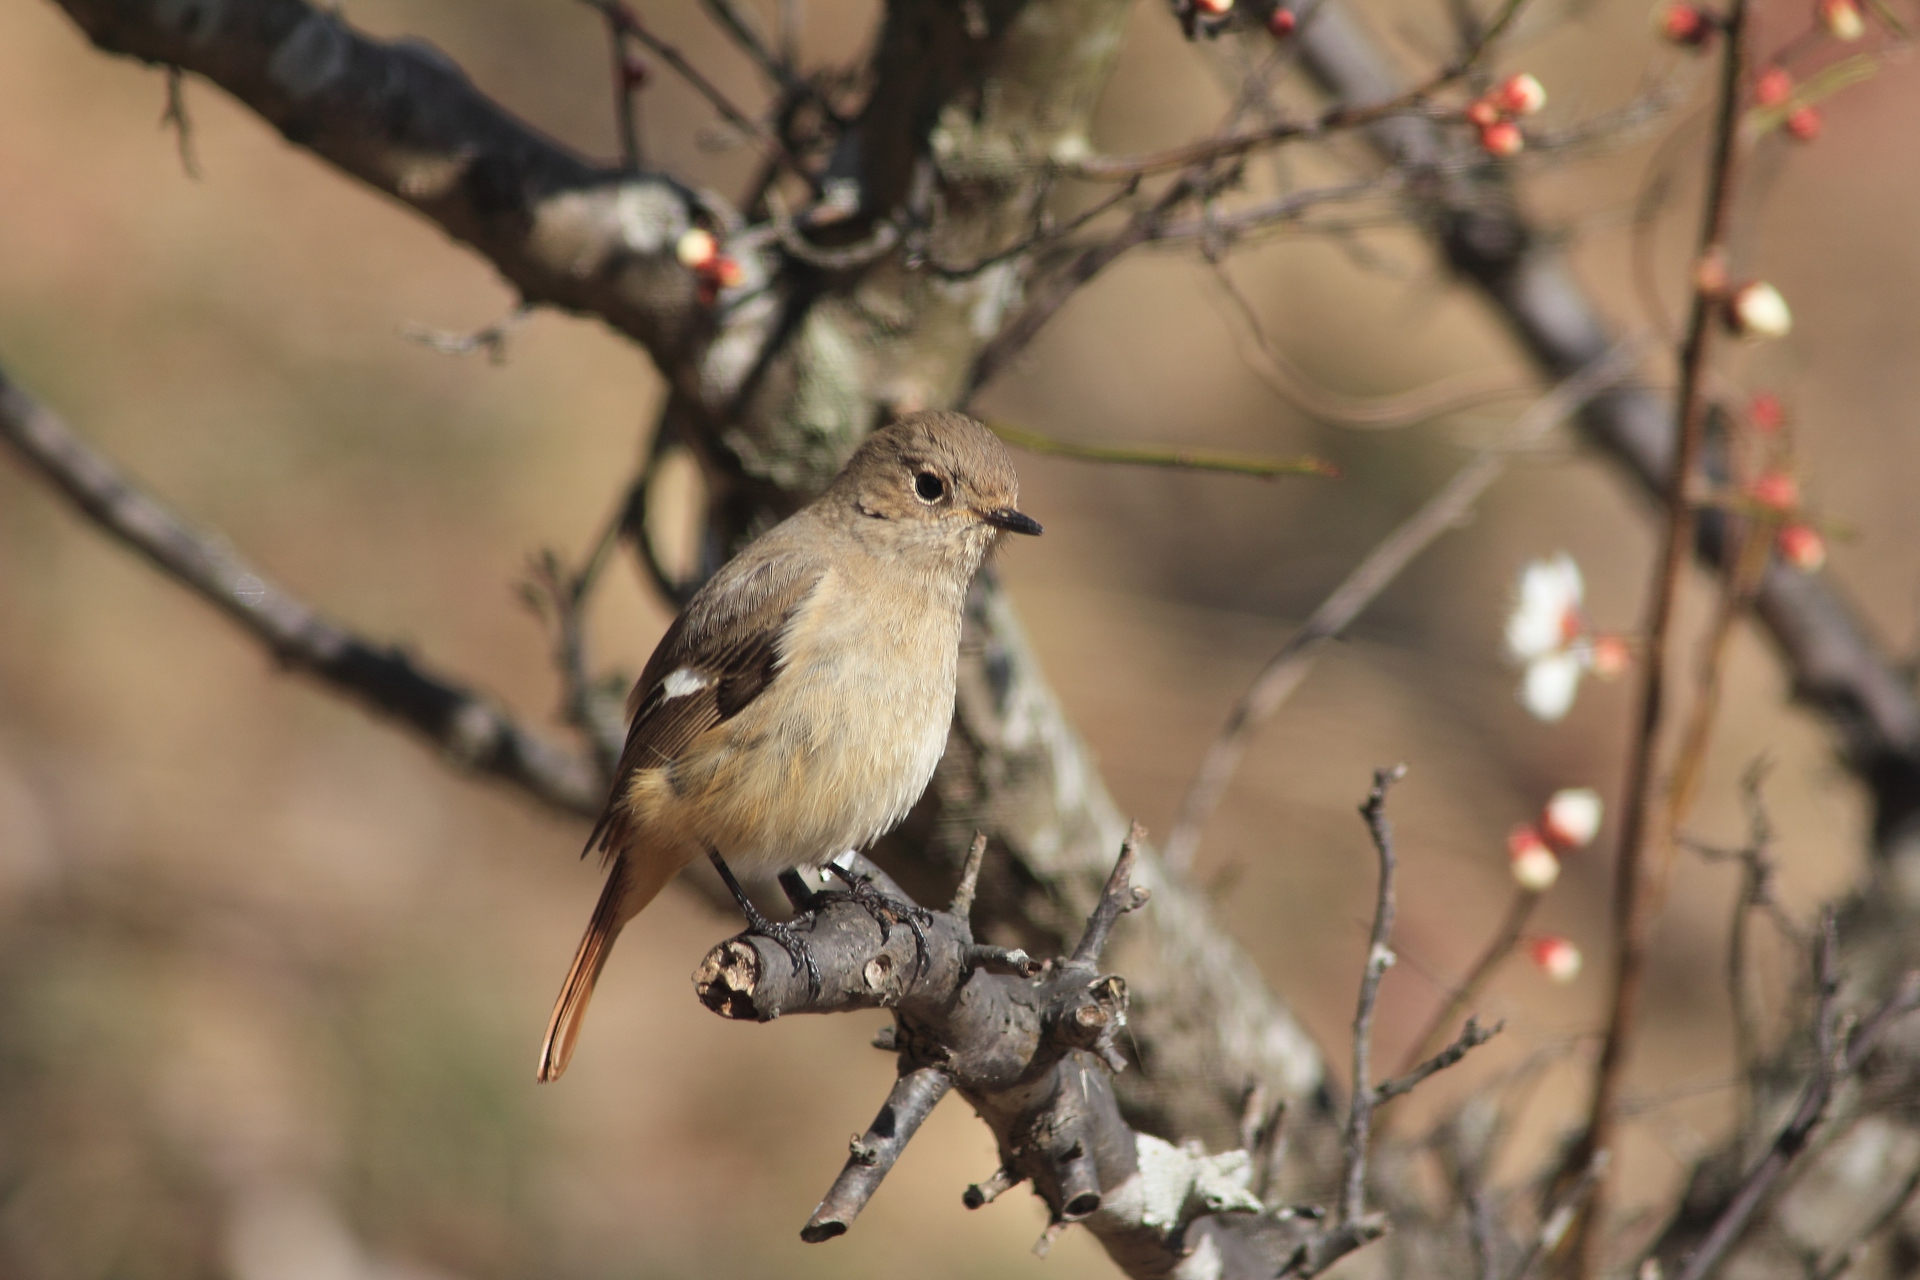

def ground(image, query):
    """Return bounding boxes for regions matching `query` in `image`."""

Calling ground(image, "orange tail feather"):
[537,853,675,1082]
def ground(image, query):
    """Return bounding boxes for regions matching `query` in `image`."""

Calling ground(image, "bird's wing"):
[584,542,827,860]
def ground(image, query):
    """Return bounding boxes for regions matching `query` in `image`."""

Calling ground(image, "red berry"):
[1466,98,1502,128]
[708,256,745,290]
[1194,0,1234,14]
[1267,6,1297,35]
[1785,105,1823,140]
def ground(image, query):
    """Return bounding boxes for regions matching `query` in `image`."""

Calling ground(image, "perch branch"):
[0,365,601,819]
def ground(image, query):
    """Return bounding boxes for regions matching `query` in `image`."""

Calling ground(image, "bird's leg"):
[708,850,822,998]
[824,857,933,981]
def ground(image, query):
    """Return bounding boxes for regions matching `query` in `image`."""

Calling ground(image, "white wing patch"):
[660,667,713,700]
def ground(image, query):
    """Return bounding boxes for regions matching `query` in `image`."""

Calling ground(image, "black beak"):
[980,507,1043,536]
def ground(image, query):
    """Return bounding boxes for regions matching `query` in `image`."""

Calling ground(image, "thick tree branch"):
[55,0,712,366]
[0,365,602,817]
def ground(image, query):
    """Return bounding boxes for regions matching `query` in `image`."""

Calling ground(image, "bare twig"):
[1345,765,1405,1224]
[1809,1158,1920,1280]
[1062,0,1532,180]
[700,0,799,94]
[1070,821,1151,965]
[159,63,199,180]
[1669,929,1920,1280]
[1400,889,1539,1075]
[400,303,533,365]
[948,832,989,919]
[0,365,602,817]
[1375,1015,1501,1104]
[801,1067,953,1241]
[1508,1150,1611,1280]
[987,419,1336,481]
[601,6,644,170]
[1164,343,1639,872]
[1574,2,1758,1262]
[580,0,817,189]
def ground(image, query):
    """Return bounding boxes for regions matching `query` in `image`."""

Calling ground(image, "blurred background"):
[3,0,1918,1274]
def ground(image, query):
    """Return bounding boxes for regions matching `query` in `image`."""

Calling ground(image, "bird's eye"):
[914,471,947,503]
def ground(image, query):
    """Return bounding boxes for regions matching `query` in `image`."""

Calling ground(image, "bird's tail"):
[537,853,675,1082]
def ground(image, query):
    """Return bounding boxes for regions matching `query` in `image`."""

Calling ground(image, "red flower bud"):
[1754,66,1793,107]
[1750,469,1800,512]
[1785,105,1823,141]
[1497,73,1548,116]
[1778,523,1827,570]
[1530,936,1582,982]
[1267,6,1297,35]
[1660,2,1716,45]
[1749,392,1785,433]
[1480,120,1524,157]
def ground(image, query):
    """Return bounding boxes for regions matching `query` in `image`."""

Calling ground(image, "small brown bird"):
[537,410,1041,1081]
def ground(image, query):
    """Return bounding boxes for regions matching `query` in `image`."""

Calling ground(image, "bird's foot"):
[708,850,822,999]
[824,860,934,982]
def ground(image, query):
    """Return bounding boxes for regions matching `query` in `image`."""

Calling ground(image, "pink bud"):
[1194,0,1235,14]
[1498,73,1548,116]
[1778,523,1827,570]
[1542,788,1604,849]
[621,51,650,89]
[707,255,746,290]
[1785,105,1823,141]
[1466,97,1502,128]
[1509,826,1561,891]
[1589,634,1631,680]
[1818,0,1866,39]
[1749,392,1785,433]
[1660,2,1716,45]
[1750,469,1800,512]
[1727,281,1792,339]
[1267,6,1297,35]
[1754,66,1793,107]
[1480,121,1524,157]
[1530,936,1582,983]
[675,227,718,270]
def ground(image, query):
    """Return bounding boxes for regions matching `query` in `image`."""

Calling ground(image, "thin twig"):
[160,64,200,180]
[0,365,601,818]
[1809,1158,1920,1280]
[603,7,644,171]
[399,303,533,365]
[581,0,816,190]
[1062,0,1530,181]
[1670,935,1920,1280]
[1399,889,1538,1075]
[700,0,799,93]
[1070,821,1150,966]
[1374,1015,1501,1103]
[1573,1,1757,1264]
[1345,766,1406,1223]
[1164,343,1639,872]
[987,419,1335,480]
[1508,1150,1611,1280]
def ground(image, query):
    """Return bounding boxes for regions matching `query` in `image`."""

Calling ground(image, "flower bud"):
[1531,937,1583,983]
[1267,6,1297,35]
[1509,826,1562,891]
[1750,469,1800,512]
[1466,97,1502,128]
[1778,523,1827,570]
[1749,392,1784,433]
[1542,788,1604,849]
[1754,65,1793,107]
[1589,634,1632,680]
[1480,121,1524,157]
[675,227,718,270]
[708,255,746,290]
[1726,282,1792,339]
[1194,0,1234,14]
[1498,73,1548,116]
[1785,106,1823,141]
[1660,1,1716,45]
[1818,0,1865,39]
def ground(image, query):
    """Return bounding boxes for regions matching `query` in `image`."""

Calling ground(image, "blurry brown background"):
[3,0,1918,1274]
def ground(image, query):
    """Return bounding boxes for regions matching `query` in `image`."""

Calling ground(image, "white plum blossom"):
[1506,555,1590,721]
